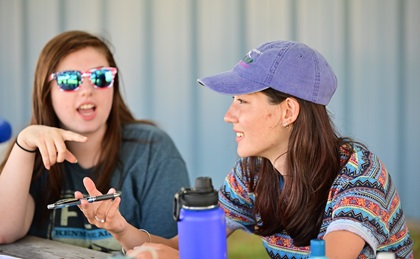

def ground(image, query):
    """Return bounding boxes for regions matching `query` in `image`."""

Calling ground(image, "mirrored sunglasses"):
[49,67,118,92]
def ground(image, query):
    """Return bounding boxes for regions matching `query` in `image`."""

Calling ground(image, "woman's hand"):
[75,177,128,235]
[17,125,87,169]
[127,243,180,259]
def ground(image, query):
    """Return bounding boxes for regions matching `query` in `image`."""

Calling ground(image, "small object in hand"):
[47,192,122,209]
[95,215,105,223]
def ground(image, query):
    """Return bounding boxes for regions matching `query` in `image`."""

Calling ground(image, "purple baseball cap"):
[197,40,337,105]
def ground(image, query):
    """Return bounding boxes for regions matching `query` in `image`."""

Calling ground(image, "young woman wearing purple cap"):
[75,40,414,258]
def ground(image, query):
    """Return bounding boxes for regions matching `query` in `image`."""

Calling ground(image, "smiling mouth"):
[77,104,96,115]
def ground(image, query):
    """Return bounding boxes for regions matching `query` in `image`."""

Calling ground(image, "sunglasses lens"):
[56,71,82,91]
[90,68,115,88]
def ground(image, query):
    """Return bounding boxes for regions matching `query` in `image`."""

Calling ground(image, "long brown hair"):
[244,88,354,246]
[0,30,152,217]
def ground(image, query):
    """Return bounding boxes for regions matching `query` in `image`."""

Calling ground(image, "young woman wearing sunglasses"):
[0,30,190,253]
[76,40,413,259]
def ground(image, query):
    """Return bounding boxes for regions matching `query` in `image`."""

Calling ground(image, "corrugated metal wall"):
[0,0,419,220]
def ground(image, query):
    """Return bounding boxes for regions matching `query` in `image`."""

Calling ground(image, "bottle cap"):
[173,177,219,221]
[182,177,218,207]
[310,239,325,256]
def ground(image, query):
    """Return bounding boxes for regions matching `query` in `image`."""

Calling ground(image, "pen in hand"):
[47,192,121,209]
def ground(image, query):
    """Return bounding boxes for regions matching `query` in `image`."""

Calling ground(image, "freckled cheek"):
[102,92,114,115]
[255,119,279,141]
[246,118,268,138]
[51,94,75,119]
[264,113,281,129]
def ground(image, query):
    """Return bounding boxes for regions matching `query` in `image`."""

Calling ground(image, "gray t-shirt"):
[29,123,190,252]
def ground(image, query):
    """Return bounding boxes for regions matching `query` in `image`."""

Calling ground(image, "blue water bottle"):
[309,239,329,259]
[173,176,227,259]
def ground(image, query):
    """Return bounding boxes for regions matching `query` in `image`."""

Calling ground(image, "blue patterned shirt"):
[219,144,413,258]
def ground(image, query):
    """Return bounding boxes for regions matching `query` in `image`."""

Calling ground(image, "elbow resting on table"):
[0,229,27,244]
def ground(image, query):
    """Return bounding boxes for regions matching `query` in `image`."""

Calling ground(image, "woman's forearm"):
[112,224,179,252]
[0,143,36,243]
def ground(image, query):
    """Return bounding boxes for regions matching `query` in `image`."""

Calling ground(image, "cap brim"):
[197,70,269,95]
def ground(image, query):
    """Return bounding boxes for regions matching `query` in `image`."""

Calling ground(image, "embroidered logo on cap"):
[239,49,262,68]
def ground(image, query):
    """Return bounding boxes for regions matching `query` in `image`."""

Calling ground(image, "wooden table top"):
[0,235,112,259]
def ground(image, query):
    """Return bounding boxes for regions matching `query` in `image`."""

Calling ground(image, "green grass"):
[228,231,268,259]
[227,222,419,258]
[410,223,419,257]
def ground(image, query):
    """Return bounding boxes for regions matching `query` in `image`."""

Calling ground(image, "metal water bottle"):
[173,176,227,259]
